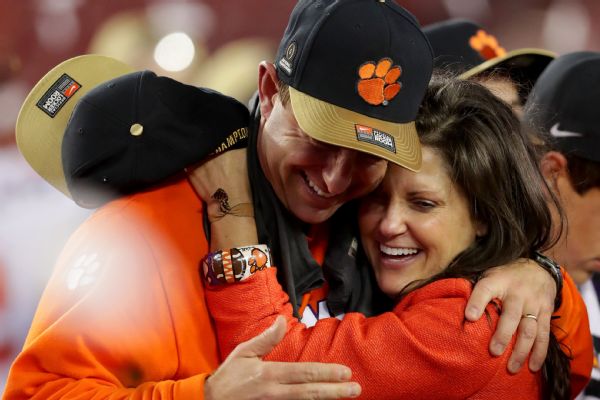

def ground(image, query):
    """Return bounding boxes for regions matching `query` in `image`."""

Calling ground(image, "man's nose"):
[322,148,356,195]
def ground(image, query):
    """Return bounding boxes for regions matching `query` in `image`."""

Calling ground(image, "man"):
[3,1,587,399]
[524,51,600,400]
[423,18,555,117]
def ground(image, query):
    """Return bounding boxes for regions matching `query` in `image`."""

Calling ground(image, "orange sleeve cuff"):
[173,373,209,399]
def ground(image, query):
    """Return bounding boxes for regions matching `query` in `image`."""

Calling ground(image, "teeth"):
[305,175,335,198]
[380,244,418,256]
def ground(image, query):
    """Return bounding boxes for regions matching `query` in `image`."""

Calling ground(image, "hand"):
[204,316,361,400]
[464,258,556,373]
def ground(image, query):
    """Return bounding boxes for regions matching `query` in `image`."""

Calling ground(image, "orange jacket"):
[3,179,219,399]
[206,267,593,399]
[3,177,592,399]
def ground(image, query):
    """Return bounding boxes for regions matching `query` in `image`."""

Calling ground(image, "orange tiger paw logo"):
[469,29,506,60]
[357,58,402,106]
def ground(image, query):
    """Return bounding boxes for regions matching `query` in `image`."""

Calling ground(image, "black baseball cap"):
[424,19,555,101]
[524,52,600,163]
[274,0,434,172]
[16,55,249,208]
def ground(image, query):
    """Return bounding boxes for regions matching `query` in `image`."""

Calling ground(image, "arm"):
[3,213,209,399]
[465,260,593,382]
[205,270,538,400]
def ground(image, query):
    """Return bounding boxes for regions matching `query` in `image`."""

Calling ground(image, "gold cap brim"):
[460,48,557,79]
[289,86,421,171]
[16,54,134,197]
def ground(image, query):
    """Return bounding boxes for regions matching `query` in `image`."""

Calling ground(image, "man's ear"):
[540,151,568,190]
[257,61,280,119]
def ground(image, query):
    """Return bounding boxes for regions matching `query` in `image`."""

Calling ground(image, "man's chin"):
[291,204,339,225]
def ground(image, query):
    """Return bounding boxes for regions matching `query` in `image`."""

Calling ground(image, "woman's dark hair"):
[408,73,569,399]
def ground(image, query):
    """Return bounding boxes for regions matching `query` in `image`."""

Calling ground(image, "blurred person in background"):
[424,18,555,118]
[524,51,600,400]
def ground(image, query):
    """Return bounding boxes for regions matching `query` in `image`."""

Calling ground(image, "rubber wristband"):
[531,251,563,310]
[202,245,271,286]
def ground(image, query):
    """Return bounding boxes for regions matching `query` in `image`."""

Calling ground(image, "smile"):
[380,244,419,256]
[303,172,335,199]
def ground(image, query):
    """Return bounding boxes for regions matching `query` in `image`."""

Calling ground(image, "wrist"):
[205,188,253,223]
[531,251,563,310]
[202,244,272,286]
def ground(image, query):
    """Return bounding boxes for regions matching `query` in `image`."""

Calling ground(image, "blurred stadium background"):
[1,0,600,392]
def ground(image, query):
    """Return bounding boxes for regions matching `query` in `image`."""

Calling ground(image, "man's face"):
[551,175,600,284]
[258,98,387,224]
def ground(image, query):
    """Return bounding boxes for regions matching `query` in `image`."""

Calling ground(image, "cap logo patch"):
[36,73,81,118]
[469,29,506,60]
[355,124,396,153]
[549,123,583,138]
[357,58,402,106]
[278,41,297,76]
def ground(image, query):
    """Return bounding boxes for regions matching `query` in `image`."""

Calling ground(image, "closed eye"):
[411,199,437,211]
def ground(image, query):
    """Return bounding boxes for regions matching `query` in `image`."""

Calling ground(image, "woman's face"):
[359,146,484,297]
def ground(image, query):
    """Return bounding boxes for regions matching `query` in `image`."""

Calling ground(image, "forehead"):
[383,147,451,189]
[479,76,520,106]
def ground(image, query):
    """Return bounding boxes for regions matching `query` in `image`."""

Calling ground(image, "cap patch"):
[36,73,81,118]
[357,58,402,106]
[278,41,297,76]
[549,123,583,138]
[355,124,396,153]
[469,30,506,60]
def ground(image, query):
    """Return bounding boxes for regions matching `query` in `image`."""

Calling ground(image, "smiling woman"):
[359,148,485,298]
[200,74,580,399]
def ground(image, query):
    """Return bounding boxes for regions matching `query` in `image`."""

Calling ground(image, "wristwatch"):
[531,251,563,310]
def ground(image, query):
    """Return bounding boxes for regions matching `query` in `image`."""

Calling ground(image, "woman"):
[200,75,571,399]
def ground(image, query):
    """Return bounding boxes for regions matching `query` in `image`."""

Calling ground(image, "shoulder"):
[70,178,204,247]
[395,278,501,350]
[54,178,208,296]
[398,278,481,317]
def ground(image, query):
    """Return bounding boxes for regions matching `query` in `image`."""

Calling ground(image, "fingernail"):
[491,341,504,355]
[339,367,351,381]
[466,306,479,319]
[347,383,361,398]
[529,362,542,372]
[509,360,521,373]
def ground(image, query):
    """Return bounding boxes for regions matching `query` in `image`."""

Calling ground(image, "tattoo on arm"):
[210,188,254,220]
[212,188,232,215]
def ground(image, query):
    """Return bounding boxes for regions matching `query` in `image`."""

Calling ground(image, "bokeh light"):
[153,32,195,72]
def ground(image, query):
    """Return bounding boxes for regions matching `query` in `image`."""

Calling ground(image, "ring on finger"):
[521,313,538,322]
